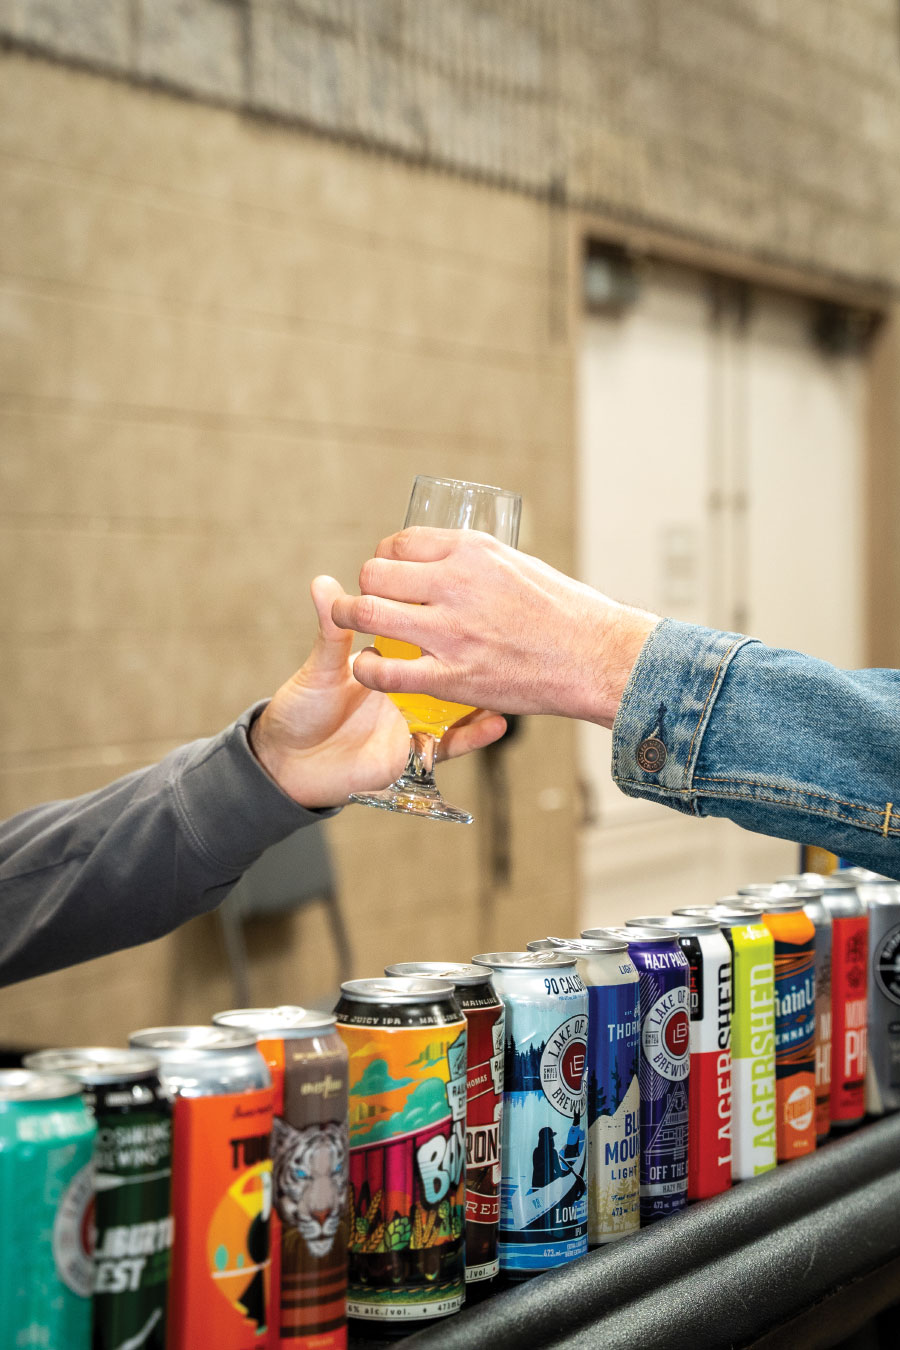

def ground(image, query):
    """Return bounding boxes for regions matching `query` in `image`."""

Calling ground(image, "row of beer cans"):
[1,866,897,1345]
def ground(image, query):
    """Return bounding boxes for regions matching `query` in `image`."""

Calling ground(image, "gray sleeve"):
[0,703,337,987]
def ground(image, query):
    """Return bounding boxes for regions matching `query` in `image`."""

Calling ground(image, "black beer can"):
[25,1047,173,1350]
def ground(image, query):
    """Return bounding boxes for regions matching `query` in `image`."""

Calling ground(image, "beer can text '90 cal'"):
[534,937,640,1244]
[130,1026,273,1350]
[23,1047,173,1350]
[385,962,505,1287]
[0,1070,96,1350]
[473,951,588,1276]
[213,1006,349,1350]
[335,977,467,1326]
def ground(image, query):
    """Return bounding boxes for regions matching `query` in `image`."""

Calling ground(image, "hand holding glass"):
[350,475,522,823]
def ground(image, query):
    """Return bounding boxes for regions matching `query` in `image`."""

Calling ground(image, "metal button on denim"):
[636,737,667,773]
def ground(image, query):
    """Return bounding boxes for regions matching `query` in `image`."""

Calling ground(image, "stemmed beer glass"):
[350,475,521,824]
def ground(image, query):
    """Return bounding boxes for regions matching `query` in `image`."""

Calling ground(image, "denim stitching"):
[611,620,660,782]
[693,777,889,816]
[615,778,900,836]
[684,639,745,789]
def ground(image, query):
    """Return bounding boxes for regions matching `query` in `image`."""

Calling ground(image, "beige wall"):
[0,52,579,1047]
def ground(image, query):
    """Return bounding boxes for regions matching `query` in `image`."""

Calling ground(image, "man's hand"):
[249,575,507,809]
[330,530,658,730]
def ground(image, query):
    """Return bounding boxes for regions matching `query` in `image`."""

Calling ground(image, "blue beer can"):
[471,952,588,1277]
[585,926,690,1224]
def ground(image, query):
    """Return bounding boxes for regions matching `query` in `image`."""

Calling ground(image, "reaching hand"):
[249,575,508,809]
[330,529,658,729]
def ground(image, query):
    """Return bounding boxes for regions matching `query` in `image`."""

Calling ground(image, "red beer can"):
[386,962,504,1288]
[819,874,869,1126]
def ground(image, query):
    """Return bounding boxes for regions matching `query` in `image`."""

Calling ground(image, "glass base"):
[350,779,473,824]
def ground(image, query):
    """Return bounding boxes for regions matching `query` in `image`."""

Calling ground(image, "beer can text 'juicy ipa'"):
[533,937,640,1244]
[741,896,816,1159]
[675,905,777,1180]
[0,1070,96,1350]
[472,952,588,1276]
[773,879,834,1142]
[628,916,732,1200]
[586,928,690,1224]
[213,1006,349,1349]
[385,963,505,1287]
[818,873,869,1126]
[24,1047,173,1350]
[853,874,900,1116]
[130,1026,273,1350]
[335,977,467,1326]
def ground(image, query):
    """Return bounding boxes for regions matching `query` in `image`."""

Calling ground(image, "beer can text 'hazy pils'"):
[385,963,505,1286]
[335,977,467,1325]
[213,1006,349,1350]
[473,951,589,1276]
[130,1026,274,1350]
[23,1047,173,1350]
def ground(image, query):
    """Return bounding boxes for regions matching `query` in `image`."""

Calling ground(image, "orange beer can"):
[130,1026,273,1349]
[741,898,817,1160]
[214,1006,349,1350]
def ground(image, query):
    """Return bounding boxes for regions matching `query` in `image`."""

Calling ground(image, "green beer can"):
[0,1068,96,1348]
[25,1048,173,1350]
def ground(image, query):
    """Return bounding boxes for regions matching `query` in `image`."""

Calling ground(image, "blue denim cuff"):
[611,619,759,815]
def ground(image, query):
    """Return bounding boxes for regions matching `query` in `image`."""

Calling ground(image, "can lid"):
[838,868,896,886]
[671,905,717,917]
[338,976,457,1004]
[630,914,721,934]
[471,951,578,970]
[540,934,628,954]
[129,1026,258,1054]
[740,896,806,914]
[737,883,798,899]
[0,1068,84,1102]
[583,926,674,945]
[22,1047,160,1082]
[212,1006,336,1035]
[792,870,859,893]
[705,905,764,927]
[383,962,494,987]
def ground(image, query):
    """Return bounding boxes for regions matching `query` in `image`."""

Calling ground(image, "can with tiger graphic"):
[335,977,467,1327]
[213,1006,349,1349]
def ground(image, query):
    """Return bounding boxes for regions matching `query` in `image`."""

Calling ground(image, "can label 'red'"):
[459,996,504,1283]
[341,1021,467,1322]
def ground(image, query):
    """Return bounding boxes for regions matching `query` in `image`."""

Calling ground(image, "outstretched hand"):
[249,575,507,809]
[331,529,658,729]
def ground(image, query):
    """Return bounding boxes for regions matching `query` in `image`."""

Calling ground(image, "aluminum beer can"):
[814,873,869,1125]
[385,962,504,1286]
[585,926,690,1223]
[0,1069,96,1349]
[773,878,834,1140]
[23,1048,173,1350]
[852,874,900,1115]
[740,896,817,1159]
[472,952,588,1275]
[334,977,467,1325]
[130,1026,273,1349]
[628,916,732,1200]
[675,904,777,1179]
[531,937,639,1245]
[213,1006,349,1349]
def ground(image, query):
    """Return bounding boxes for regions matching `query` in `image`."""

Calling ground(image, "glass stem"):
[402,731,438,787]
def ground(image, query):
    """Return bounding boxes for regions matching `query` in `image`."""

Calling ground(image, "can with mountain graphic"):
[334,977,467,1327]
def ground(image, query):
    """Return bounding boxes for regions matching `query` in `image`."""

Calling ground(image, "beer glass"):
[350,475,521,823]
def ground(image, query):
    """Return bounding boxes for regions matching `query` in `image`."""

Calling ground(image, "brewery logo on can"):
[474,952,588,1277]
[336,978,467,1324]
[875,924,900,1004]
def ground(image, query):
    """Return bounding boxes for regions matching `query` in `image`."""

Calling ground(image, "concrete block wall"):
[0,52,577,1045]
[1,0,898,287]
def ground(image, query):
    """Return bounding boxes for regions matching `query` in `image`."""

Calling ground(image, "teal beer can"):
[0,1068,96,1348]
[25,1048,173,1350]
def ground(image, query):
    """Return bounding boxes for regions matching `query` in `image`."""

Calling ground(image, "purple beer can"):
[584,926,691,1225]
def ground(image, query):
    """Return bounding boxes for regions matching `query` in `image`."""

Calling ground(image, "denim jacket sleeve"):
[611,619,900,880]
